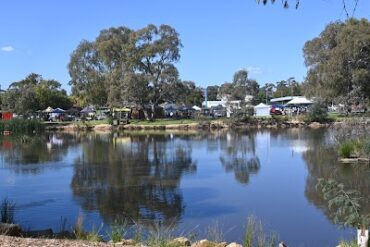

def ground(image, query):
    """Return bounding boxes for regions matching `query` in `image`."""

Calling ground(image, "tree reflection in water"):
[302,129,370,227]
[0,133,78,174]
[70,132,197,227]
[219,130,260,184]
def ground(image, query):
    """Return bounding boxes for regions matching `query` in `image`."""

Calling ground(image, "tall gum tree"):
[68,24,182,119]
[303,18,370,108]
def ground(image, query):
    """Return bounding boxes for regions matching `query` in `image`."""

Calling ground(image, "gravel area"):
[0,236,132,247]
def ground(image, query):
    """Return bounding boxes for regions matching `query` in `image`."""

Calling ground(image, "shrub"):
[339,141,355,158]
[229,106,256,125]
[307,101,329,123]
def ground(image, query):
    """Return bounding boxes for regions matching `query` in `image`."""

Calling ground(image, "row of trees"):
[0,73,72,116]
[1,18,369,116]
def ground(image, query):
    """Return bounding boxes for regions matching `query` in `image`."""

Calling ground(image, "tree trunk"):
[150,103,155,121]
[357,229,369,247]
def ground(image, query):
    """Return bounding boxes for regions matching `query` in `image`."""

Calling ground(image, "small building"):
[254,103,271,117]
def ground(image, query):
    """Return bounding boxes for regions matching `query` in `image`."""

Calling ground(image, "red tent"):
[2,112,13,120]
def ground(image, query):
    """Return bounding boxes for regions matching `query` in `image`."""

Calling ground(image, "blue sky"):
[1,0,369,93]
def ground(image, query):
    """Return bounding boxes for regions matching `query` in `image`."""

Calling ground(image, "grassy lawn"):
[128,118,199,125]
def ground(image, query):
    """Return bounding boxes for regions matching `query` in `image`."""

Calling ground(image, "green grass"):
[339,141,355,158]
[107,220,128,243]
[1,198,16,224]
[129,118,199,125]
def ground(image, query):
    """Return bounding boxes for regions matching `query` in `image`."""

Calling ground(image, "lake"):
[0,129,369,246]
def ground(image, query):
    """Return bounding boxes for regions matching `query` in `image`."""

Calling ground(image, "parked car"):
[270,105,284,115]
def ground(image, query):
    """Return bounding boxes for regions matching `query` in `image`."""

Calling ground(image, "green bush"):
[229,106,256,125]
[339,141,355,158]
[306,101,329,123]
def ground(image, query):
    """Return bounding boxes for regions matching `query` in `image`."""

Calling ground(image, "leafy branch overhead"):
[257,0,361,15]
[256,0,300,9]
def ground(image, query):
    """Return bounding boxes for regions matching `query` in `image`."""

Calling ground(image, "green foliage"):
[73,215,86,240]
[206,86,220,101]
[338,138,370,158]
[1,198,16,224]
[69,24,182,117]
[316,178,370,229]
[304,18,370,106]
[218,69,260,102]
[339,141,355,158]
[338,239,358,247]
[0,119,43,134]
[107,220,128,243]
[229,106,256,125]
[1,73,72,114]
[306,101,329,123]
[273,78,302,98]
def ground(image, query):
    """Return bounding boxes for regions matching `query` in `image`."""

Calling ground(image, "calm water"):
[0,129,369,246]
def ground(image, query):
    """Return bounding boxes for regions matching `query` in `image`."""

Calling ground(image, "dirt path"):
[0,236,129,247]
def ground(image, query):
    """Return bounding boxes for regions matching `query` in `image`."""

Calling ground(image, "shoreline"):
[43,120,337,132]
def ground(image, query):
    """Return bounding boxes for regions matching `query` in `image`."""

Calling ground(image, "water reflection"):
[0,133,78,174]
[1,129,368,245]
[70,132,197,226]
[301,128,370,226]
[219,131,260,184]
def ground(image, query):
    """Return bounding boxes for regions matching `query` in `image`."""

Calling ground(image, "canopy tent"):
[254,103,271,117]
[43,106,54,113]
[51,108,66,114]
[80,106,96,114]
[286,97,313,105]
[192,106,201,111]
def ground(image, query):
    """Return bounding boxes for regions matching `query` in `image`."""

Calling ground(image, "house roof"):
[286,97,313,105]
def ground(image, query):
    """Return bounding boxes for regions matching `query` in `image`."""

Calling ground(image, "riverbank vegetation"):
[338,138,370,159]
[0,119,43,135]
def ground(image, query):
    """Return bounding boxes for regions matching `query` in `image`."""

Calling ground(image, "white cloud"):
[245,66,262,75]
[1,46,15,52]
